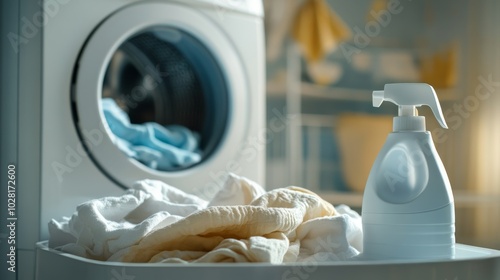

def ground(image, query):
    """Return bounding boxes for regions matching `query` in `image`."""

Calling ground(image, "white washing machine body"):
[11,0,265,279]
[41,0,265,233]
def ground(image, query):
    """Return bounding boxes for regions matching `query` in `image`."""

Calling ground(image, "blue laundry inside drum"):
[100,27,229,171]
[102,98,202,170]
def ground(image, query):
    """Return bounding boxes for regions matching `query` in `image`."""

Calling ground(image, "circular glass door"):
[101,27,228,171]
[72,2,249,192]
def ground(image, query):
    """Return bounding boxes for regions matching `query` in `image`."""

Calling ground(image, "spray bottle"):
[362,83,455,260]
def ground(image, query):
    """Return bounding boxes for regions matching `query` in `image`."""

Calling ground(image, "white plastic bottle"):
[361,83,455,260]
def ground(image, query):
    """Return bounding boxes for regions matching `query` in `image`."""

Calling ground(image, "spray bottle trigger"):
[372,83,448,129]
[373,90,384,107]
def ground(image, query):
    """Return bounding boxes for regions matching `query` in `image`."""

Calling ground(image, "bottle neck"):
[398,105,417,117]
[393,116,426,132]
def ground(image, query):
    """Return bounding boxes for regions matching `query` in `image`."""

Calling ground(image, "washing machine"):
[0,0,264,279]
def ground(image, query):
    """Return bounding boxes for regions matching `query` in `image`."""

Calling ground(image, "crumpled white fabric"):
[49,174,362,263]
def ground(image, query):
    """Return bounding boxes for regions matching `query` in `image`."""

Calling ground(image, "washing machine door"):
[73,2,249,196]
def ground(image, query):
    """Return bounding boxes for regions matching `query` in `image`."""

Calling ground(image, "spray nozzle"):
[373,83,448,131]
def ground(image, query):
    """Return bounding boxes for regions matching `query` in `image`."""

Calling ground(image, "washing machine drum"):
[102,29,227,170]
[72,3,249,192]
[105,32,209,132]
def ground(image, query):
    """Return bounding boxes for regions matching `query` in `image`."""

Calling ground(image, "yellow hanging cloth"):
[291,0,351,63]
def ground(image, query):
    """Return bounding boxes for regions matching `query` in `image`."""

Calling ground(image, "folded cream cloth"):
[49,174,362,263]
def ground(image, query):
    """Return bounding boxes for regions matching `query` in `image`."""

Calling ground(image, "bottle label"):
[375,141,428,204]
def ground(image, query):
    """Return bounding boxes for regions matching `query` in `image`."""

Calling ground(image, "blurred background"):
[263,0,500,249]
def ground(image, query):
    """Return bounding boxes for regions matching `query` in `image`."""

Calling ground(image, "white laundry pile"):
[49,174,363,263]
